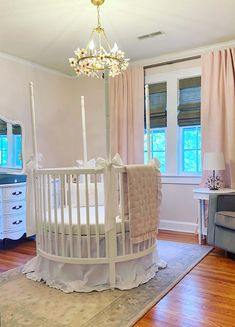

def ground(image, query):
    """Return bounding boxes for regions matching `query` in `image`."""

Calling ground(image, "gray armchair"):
[207,193,235,254]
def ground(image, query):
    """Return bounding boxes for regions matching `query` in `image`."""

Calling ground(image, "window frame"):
[145,66,201,179]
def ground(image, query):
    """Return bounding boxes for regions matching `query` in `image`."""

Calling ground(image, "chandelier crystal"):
[69,0,129,78]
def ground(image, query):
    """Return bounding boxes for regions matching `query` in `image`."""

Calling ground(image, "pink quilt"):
[123,164,162,243]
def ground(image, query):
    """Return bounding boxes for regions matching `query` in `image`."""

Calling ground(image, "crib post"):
[104,67,111,162]
[108,228,116,289]
[145,84,151,162]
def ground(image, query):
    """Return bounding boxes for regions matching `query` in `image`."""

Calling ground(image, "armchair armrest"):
[217,193,235,212]
[207,193,235,245]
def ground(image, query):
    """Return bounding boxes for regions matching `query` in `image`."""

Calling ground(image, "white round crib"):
[24,163,165,292]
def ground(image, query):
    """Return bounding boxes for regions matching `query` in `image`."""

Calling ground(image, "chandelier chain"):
[97,6,101,27]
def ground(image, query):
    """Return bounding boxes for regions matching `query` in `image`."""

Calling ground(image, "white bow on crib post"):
[96,153,124,232]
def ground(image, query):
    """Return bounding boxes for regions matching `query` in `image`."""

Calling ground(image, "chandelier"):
[69,0,129,78]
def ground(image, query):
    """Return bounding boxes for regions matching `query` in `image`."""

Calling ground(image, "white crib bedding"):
[45,205,129,236]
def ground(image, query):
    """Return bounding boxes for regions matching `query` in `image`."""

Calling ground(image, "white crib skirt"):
[23,237,166,293]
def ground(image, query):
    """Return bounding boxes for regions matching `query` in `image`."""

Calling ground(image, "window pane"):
[144,128,166,173]
[183,150,197,172]
[183,128,197,150]
[198,128,201,150]
[12,135,22,168]
[181,126,201,174]
[0,136,8,167]
[152,130,165,151]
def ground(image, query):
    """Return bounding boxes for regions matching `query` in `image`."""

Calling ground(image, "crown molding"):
[0,51,73,79]
[131,39,235,68]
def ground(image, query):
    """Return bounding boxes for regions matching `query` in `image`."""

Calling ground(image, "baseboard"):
[159,219,197,233]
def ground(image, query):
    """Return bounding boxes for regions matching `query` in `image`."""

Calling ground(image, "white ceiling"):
[0,0,235,75]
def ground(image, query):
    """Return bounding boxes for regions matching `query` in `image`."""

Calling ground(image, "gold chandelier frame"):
[69,0,129,77]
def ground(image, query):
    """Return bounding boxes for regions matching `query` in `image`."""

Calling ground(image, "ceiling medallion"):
[69,0,129,78]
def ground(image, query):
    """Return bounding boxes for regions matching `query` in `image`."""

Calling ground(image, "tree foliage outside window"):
[0,136,8,167]
[144,128,166,172]
[181,126,201,173]
[0,134,22,169]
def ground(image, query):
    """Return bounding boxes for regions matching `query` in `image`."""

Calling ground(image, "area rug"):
[0,241,212,327]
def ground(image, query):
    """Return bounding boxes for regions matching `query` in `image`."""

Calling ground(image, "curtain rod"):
[144,55,201,70]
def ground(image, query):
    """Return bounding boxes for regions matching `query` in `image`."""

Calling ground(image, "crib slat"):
[60,174,65,257]
[42,175,48,252]
[85,174,91,258]
[53,175,59,256]
[40,175,44,251]
[67,174,74,258]
[35,175,42,249]
[119,173,126,256]
[76,175,82,258]
[47,174,53,254]
[94,174,100,258]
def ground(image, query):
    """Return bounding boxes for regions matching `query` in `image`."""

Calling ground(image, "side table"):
[193,188,235,244]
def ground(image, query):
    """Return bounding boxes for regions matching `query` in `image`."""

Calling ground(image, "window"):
[144,82,167,172]
[144,128,166,172]
[0,119,23,170]
[181,126,201,173]
[145,65,202,179]
[178,77,201,174]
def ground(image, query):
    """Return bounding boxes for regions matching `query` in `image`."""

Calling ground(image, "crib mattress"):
[45,206,129,236]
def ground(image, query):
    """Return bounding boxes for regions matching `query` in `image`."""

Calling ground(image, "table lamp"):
[203,152,225,190]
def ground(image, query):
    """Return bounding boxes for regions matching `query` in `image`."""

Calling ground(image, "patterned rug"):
[0,241,212,327]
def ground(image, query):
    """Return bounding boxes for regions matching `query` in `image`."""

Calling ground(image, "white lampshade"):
[203,152,225,171]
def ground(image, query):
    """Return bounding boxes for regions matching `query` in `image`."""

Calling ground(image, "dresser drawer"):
[0,200,26,215]
[0,185,26,202]
[0,213,25,232]
[0,229,25,240]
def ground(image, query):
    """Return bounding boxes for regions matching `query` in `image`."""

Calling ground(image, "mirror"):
[0,117,23,171]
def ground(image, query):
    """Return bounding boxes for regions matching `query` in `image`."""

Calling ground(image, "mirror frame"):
[0,114,25,174]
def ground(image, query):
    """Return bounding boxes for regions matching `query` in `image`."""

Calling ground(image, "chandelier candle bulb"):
[112,43,118,53]
[89,40,95,52]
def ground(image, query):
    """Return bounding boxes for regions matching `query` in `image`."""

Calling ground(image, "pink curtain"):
[201,48,235,188]
[109,66,144,164]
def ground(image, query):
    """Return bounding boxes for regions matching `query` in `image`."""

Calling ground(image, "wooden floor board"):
[0,231,235,327]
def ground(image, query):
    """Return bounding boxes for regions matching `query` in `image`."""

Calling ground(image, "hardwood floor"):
[0,231,235,327]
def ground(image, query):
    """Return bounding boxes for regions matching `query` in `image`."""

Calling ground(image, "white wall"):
[73,77,105,160]
[0,54,105,168]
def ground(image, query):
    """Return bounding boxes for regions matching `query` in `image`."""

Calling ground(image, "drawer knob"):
[12,220,23,225]
[12,205,22,210]
[12,191,22,196]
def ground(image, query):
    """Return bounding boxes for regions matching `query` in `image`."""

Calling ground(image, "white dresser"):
[0,180,26,240]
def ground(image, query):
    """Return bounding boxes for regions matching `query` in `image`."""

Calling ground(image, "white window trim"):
[146,66,201,180]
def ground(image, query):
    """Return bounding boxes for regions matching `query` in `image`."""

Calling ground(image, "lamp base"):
[206,173,223,191]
